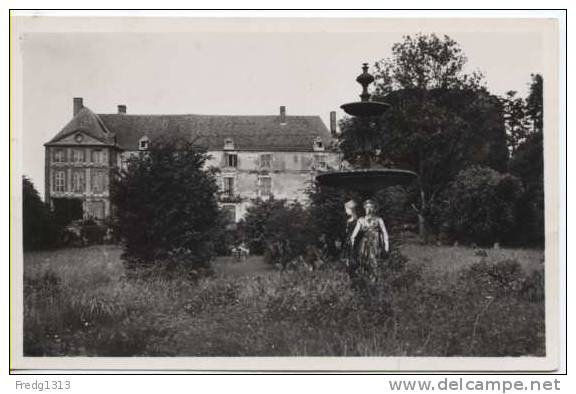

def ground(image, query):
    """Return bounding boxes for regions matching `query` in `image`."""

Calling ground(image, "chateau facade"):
[44,98,339,222]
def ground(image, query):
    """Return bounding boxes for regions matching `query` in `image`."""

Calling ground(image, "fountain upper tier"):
[340,62,390,117]
[340,101,390,117]
[316,62,418,194]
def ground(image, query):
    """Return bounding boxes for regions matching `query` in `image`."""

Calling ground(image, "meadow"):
[23,244,545,357]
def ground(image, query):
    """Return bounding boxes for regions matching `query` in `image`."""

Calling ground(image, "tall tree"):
[500,73,543,155]
[110,139,221,271]
[373,34,485,94]
[526,73,543,134]
[501,90,531,155]
[22,176,59,250]
[338,34,508,242]
[507,74,544,245]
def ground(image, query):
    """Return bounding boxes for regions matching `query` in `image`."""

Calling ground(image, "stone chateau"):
[44,98,339,222]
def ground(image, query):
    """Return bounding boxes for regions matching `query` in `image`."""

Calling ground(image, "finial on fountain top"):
[340,62,389,117]
[356,63,375,102]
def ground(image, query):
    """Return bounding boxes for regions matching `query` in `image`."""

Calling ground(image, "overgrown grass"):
[23,244,545,357]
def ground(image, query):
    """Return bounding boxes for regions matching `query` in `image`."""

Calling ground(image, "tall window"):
[225,153,238,168]
[91,170,106,193]
[260,154,272,169]
[72,149,85,163]
[53,149,66,163]
[54,171,66,192]
[223,177,235,197]
[91,149,104,164]
[72,170,86,193]
[259,176,272,197]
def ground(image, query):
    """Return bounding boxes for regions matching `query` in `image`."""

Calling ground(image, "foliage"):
[526,73,543,134]
[505,74,544,246]
[306,184,361,257]
[500,90,531,154]
[236,198,288,254]
[440,166,524,245]
[22,176,61,250]
[238,198,318,267]
[499,73,543,155]
[373,33,484,94]
[110,140,220,272]
[508,132,545,246]
[337,34,509,241]
[79,218,108,245]
[24,245,544,357]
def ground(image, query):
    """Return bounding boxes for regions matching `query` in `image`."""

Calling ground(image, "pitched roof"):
[45,107,116,146]
[96,113,332,152]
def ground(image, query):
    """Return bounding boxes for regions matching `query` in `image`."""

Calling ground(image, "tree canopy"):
[110,139,221,270]
[336,34,509,238]
[373,33,485,95]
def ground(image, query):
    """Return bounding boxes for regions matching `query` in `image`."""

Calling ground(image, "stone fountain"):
[316,63,417,198]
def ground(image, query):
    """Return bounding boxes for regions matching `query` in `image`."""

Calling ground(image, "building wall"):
[207,150,339,221]
[45,145,114,220]
[45,145,340,223]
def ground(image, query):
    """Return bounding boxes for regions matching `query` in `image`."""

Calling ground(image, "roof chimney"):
[117,105,127,114]
[330,111,337,136]
[73,97,83,117]
[280,106,286,124]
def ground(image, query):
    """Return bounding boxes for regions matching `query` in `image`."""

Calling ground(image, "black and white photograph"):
[10,13,562,371]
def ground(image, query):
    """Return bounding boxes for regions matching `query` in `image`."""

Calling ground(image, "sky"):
[16,18,549,199]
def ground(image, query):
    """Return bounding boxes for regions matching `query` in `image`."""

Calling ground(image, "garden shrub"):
[508,132,544,246]
[442,166,524,245]
[22,176,62,250]
[458,258,526,297]
[239,198,319,267]
[520,269,545,303]
[79,218,108,245]
[110,140,220,276]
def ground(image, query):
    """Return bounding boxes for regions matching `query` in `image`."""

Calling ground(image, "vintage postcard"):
[9,11,563,372]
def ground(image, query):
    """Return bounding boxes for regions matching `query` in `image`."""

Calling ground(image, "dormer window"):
[139,136,150,151]
[224,138,235,150]
[313,137,324,151]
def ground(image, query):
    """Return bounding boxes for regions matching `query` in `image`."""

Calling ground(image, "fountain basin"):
[340,101,389,117]
[316,168,417,193]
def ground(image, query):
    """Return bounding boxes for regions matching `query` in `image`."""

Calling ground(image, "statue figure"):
[350,199,389,282]
[342,200,359,278]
